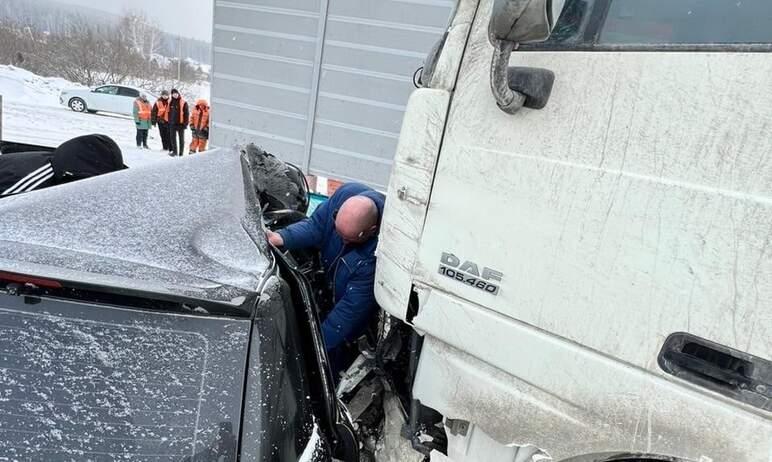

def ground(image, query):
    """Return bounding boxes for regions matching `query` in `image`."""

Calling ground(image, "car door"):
[89,85,121,112]
[117,87,140,115]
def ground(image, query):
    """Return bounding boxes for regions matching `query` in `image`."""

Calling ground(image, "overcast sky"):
[52,0,214,41]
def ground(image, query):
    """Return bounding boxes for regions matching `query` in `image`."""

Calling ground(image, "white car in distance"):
[60,85,155,116]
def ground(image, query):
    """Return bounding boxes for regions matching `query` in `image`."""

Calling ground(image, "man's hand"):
[266,230,284,247]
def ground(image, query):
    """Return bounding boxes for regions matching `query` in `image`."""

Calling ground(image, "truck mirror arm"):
[490,40,527,114]
[490,39,557,113]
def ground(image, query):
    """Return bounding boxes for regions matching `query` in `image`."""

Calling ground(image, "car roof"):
[97,84,150,93]
[97,84,140,89]
[0,148,272,304]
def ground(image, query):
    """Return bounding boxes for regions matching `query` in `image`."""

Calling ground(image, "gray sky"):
[53,0,214,41]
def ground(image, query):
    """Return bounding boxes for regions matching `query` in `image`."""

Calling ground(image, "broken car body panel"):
[0,148,336,461]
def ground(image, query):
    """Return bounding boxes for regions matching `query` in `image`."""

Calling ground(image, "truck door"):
[410,0,772,459]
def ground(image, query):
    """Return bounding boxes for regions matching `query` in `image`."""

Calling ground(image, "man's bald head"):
[335,195,379,244]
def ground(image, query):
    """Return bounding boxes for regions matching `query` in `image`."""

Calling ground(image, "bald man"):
[267,183,385,374]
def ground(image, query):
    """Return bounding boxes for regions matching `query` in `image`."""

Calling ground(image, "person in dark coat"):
[168,88,189,157]
[151,90,172,153]
[0,134,125,198]
[267,183,385,377]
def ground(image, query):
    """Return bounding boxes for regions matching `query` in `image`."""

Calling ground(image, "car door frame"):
[271,247,359,460]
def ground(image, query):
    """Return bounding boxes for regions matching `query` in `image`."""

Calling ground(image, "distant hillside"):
[0,0,211,65]
[0,0,121,35]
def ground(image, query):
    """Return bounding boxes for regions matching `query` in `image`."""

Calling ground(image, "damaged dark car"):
[0,145,361,461]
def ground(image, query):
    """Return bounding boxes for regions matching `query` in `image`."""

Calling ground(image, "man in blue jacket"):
[267,183,385,375]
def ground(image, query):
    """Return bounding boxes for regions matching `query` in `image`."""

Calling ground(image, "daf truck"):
[373,0,772,461]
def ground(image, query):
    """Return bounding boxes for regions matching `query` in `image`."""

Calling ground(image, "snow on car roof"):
[94,84,141,90]
[0,148,272,304]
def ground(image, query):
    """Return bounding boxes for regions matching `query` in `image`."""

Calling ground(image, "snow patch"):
[0,65,85,107]
[49,428,63,441]
[0,65,208,162]
[298,423,322,462]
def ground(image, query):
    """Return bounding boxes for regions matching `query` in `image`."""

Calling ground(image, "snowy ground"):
[0,65,208,166]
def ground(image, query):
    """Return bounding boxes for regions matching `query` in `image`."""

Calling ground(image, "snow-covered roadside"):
[0,65,206,166]
[0,65,84,107]
[2,100,172,167]
[0,65,211,105]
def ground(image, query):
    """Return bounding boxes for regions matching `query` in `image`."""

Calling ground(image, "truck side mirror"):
[488,0,565,113]
[506,66,556,110]
[490,0,565,44]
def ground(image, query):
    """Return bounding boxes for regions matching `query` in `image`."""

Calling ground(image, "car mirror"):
[488,0,566,114]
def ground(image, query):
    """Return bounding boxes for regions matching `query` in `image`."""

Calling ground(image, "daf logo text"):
[438,252,502,295]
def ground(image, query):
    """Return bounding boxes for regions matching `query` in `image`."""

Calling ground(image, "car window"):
[118,87,140,98]
[94,86,119,95]
[525,0,772,48]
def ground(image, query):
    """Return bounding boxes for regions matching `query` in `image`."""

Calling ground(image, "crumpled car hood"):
[0,148,270,304]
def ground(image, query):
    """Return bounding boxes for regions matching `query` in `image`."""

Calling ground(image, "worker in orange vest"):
[189,99,210,153]
[168,89,189,156]
[133,94,152,149]
[151,90,171,153]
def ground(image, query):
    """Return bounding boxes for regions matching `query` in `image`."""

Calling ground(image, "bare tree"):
[118,11,164,61]
[50,17,105,86]
[1,9,205,89]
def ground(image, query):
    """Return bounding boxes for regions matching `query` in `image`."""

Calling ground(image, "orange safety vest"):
[156,99,170,122]
[190,104,209,132]
[172,97,187,125]
[135,100,151,121]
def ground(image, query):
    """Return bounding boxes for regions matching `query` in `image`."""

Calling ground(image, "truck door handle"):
[658,333,771,411]
[664,349,752,388]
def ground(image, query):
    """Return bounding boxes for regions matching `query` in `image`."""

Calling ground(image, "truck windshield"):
[541,0,772,46]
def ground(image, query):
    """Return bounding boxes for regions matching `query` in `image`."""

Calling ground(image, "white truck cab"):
[375,0,772,460]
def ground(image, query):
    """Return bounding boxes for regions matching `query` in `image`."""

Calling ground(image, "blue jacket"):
[278,183,385,351]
